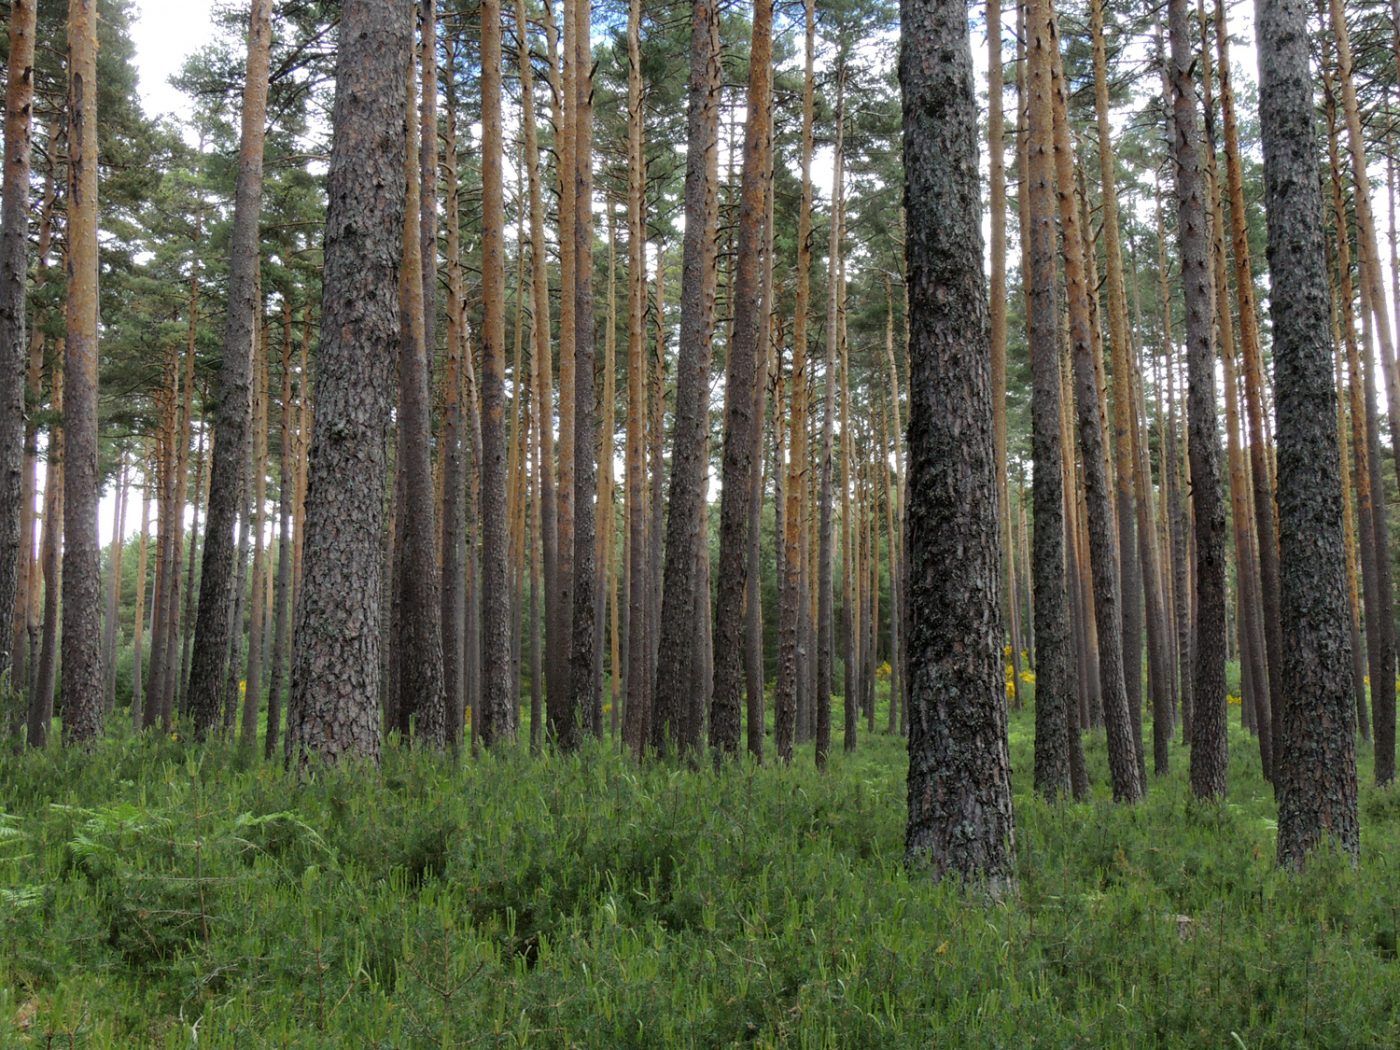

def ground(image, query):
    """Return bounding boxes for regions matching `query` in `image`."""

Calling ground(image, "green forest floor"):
[3,691,1400,1048]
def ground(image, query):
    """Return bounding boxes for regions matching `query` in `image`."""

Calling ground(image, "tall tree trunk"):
[479,0,515,746]
[0,0,36,685]
[776,0,816,765]
[711,0,773,757]
[131,472,151,728]
[623,0,651,759]
[265,306,297,759]
[1215,0,1284,756]
[817,69,846,768]
[1168,0,1228,799]
[1326,0,1397,784]
[396,52,447,743]
[515,0,557,749]
[1026,0,1072,799]
[1048,8,1140,801]
[186,0,273,738]
[552,0,577,731]
[1090,0,1142,746]
[27,364,59,746]
[651,0,721,755]
[241,343,270,752]
[440,47,468,749]
[901,0,1015,886]
[1257,0,1360,865]
[567,0,600,744]
[288,0,412,766]
[1201,9,1271,777]
[59,0,103,745]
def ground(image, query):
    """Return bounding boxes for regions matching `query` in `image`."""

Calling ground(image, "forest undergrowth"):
[2,683,1399,1047]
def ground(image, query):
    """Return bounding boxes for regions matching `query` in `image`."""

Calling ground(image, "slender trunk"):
[1026,0,1073,798]
[396,54,447,743]
[515,0,556,751]
[27,364,60,747]
[623,0,651,758]
[0,0,37,684]
[1048,9,1140,801]
[1168,0,1228,799]
[187,0,272,737]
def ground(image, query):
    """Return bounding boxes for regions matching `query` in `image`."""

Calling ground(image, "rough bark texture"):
[484,0,518,750]
[186,0,273,738]
[1256,0,1360,866]
[287,0,411,767]
[567,0,599,746]
[651,0,720,755]
[1025,0,1072,800]
[901,0,1015,886]
[711,0,773,757]
[59,0,103,746]
[1168,0,1228,800]
[0,0,35,686]
[395,61,447,744]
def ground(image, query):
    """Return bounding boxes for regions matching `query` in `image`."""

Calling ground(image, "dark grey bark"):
[0,0,36,687]
[1168,0,1228,799]
[1256,0,1360,865]
[567,0,600,747]
[287,0,412,767]
[900,0,1015,885]
[1025,0,1072,800]
[186,0,273,738]
[651,0,720,755]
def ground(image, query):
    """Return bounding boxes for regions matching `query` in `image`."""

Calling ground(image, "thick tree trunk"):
[1257,0,1360,865]
[901,0,1015,885]
[288,0,412,767]
[651,0,721,755]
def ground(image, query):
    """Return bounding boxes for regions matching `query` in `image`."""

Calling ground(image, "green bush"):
[1,699,1398,1047]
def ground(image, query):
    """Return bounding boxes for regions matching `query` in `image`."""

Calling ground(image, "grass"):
[2,691,1399,1047]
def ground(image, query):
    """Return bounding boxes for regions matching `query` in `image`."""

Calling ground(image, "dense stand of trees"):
[3,0,1400,881]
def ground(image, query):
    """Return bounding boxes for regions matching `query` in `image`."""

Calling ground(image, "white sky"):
[128,0,220,122]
